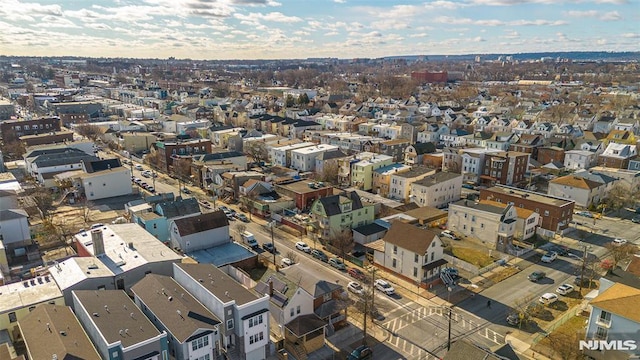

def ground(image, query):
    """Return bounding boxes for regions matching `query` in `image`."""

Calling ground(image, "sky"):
[0,0,638,60]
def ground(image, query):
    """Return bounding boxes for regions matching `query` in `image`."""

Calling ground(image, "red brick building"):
[0,117,61,140]
[410,71,448,83]
[479,185,574,236]
[537,146,566,165]
[480,151,529,186]
[154,138,212,173]
[275,180,333,211]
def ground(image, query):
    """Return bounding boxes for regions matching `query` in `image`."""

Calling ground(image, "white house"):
[172,263,270,360]
[547,175,609,208]
[409,171,463,208]
[81,166,132,201]
[460,148,500,184]
[564,150,598,170]
[169,211,230,252]
[371,221,445,285]
[0,209,30,250]
[290,144,339,172]
[447,199,517,251]
[389,167,436,202]
[583,283,640,360]
[270,142,315,168]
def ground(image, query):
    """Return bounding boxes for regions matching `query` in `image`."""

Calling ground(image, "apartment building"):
[447,200,518,251]
[409,171,463,209]
[290,144,339,172]
[388,167,437,203]
[480,151,530,186]
[350,152,393,191]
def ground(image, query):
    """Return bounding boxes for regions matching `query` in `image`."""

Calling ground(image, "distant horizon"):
[1,0,638,60]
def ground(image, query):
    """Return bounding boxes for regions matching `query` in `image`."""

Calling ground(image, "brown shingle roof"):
[550,175,602,190]
[18,304,101,360]
[131,274,221,342]
[174,263,262,305]
[625,255,640,277]
[383,221,439,254]
[590,283,640,323]
[173,210,228,236]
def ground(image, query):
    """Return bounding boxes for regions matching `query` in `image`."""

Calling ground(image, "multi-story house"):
[409,171,463,208]
[537,146,565,165]
[169,210,230,252]
[72,290,169,360]
[0,208,30,254]
[154,138,212,173]
[315,149,349,177]
[480,151,529,186]
[417,123,449,143]
[548,175,609,208]
[371,221,445,286]
[310,191,375,239]
[389,167,437,202]
[0,117,61,140]
[583,283,640,360]
[509,134,545,159]
[190,151,247,188]
[372,163,411,197]
[404,142,436,166]
[486,132,518,151]
[18,304,101,360]
[349,153,393,191]
[459,148,500,184]
[290,144,339,172]
[56,158,133,201]
[447,200,518,251]
[132,274,222,360]
[564,150,599,170]
[592,114,618,134]
[439,130,468,147]
[479,185,575,237]
[270,142,315,168]
[598,143,637,169]
[374,139,411,163]
[24,147,99,187]
[172,263,270,360]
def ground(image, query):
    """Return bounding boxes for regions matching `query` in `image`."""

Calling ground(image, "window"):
[393,245,397,254]
[296,306,300,315]
[392,259,397,268]
[431,252,435,261]
[414,254,419,263]
[191,335,209,351]
[597,311,611,326]
[290,308,294,317]
[226,319,234,330]
[413,267,418,277]
[595,326,608,340]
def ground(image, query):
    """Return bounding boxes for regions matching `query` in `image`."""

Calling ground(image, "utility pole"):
[270,221,276,271]
[578,243,590,296]
[364,267,377,346]
[447,306,452,351]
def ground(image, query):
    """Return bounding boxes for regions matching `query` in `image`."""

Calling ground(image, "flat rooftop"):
[277,180,331,194]
[0,275,62,313]
[187,242,257,267]
[291,144,338,155]
[483,185,574,207]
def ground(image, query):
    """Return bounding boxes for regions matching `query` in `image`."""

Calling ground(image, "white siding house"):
[169,211,230,252]
[409,172,463,208]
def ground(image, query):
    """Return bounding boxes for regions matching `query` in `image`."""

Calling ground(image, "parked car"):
[182,187,191,194]
[541,251,558,263]
[528,271,546,282]
[280,258,293,267]
[146,186,155,193]
[200,201,211,209]
[462,183,475,189]
[549,245,569,256]
[295,241,311,253]
[235,213,249,223]
[347,345,372,360]
[539,292,559,305]
[348,267,366,281]
[612,238,627,246]
[632,216,640,224]
[134,164,144,170]
[347,281,364,295]
[329,257,346,271]
[374,279,395,296]
[574,276,591,287]
[262,242,276,253]
[575,211,593,218]
[440,230,459,240]
[556,284,575,295]
[506,313,520,326]
[311,249,328,262]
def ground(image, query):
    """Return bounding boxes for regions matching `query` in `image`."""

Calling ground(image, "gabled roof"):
[0,208,28,220]
[156,198,201,219]
[173,211,228,236]
[590,282,640,323]
[192,151,245,162]
[409,142,436,155]
[316,149,348,161]
[550,175,604,190]
[131,274,221,342]
[383,221,439,254]
[83,158,122,173]
[317,191,364,216]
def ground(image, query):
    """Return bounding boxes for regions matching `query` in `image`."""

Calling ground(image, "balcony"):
[595,317,611,328]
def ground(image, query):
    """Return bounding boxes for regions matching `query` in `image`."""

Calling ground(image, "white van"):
[240,231,258,249]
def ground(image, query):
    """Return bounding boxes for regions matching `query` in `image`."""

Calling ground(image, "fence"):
[532,307,579,344]
[477,256,512,276]
[443,254,479,275]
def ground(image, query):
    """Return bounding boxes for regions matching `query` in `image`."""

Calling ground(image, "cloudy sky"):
[0,0,638,60]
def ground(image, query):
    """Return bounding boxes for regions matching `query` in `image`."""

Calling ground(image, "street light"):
[363,267,377,346]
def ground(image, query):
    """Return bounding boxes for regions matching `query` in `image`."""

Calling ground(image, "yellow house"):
[605,130,636,146]
[0,275,64,341]
[372,163,411,197]
[350,152,394,191]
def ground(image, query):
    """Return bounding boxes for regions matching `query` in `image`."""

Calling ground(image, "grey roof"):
[32,150,99,168]
[394,166,435,179]
[0,208,28,220]
[173,211,228,236]
[574,171,618,184]
[83,158,122,173]
[316,149,348,161]
[314,298,347,319]
[285,314,326,337]
[193,151,245,162]
[410,142,436,155]
[131,274,221,343]
[451,199,506,215]
[156,198,201,219]
[317,191,364,216]
[411,171,462,185]
[443,339,513,360]
[174,263,262,305]
[72,290,161,348]
[24,147,73,159]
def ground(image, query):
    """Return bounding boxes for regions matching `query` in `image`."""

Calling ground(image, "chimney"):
[269,280,274,297]
[91,229,105,257]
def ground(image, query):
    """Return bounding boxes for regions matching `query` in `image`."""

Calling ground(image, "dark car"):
[182,187,191,194]
[311,249,328,262]
[574,276,591,287]
[348,267,366,281]
[549,245,569,256]
[528,271,546,282]
[347,345,372,360]
[262,242,276,253]
[235,213,249,222]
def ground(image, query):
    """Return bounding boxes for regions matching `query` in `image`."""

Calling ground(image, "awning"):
[422,258,447,271]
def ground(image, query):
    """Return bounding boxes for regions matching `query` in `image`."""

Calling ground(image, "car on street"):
[612,238,627,246]
[575,210,593,218]
[226,214,236,221]
[182,187,191,194]
[328,257,346,271]
[539,292,559,305]
[528,271,546,282]
[146,186,155,193]
[280,258,293,267]
[311,249,328,262]
[134,164,144,170]
[235,213,249,222]
[632,216,640,224]
[262,242,276,253]
[506,313,520,326]
[295,241,311,253]
[347,345,372,360]
[574,276,591,287]
[556,284,575,296]
[549,245,569,256]
[218,206,229,212]
[440,230,459,240]
[200,201,212,209]
[374,279,395,296]
[141,171,151,178]
[348,267,366,281]
[347,281,364,295]
[541,251,558,263]
[133,178,142,184]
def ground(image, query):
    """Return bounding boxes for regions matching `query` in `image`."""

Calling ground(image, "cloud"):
[234,11,302,24]
[566,10,598,17]
[600,11,622,21]
[334,0,346,3]
[621,32,639,38]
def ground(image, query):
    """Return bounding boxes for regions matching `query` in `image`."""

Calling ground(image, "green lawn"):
[451,247,494,267]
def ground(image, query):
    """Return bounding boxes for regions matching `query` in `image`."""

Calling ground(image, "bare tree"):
[82,199,94,224]
[329,229,354,261]
[512,294,537,329]
[245,141,268,165]
[285,250,298,264]
[601,183,632,215]
[604,242,638,270]
[546,331,585,360]
[30,188,55,220]
[172,158,192,182]
[235,223,247,236]
[316,161,339,185]
[75,124,104,141]
[144,148,162,170]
